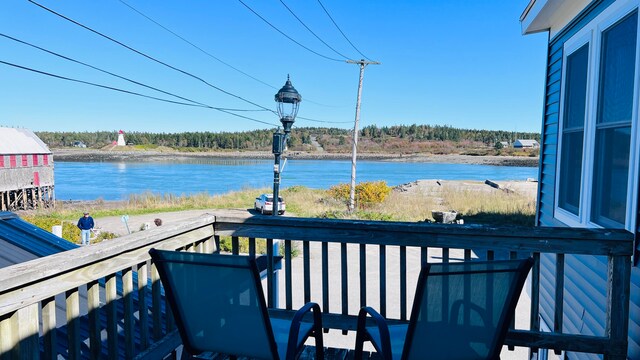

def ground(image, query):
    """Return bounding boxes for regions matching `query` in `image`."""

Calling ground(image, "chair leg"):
[354,330,366,359]
[179,348,194,360]
[314,331,324,359]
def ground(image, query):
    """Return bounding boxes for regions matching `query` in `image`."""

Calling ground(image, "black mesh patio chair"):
[354,258,534,360]
[149,249,324,360]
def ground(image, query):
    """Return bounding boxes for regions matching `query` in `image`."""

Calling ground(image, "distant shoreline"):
[52,148,539,167]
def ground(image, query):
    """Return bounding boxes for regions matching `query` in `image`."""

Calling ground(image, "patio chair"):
[149,249,324,360]
[354,258,534,360]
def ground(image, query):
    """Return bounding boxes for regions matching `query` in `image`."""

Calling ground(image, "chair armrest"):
[450,300,491,327]
[355,306,392,360]
[286,302,323,360]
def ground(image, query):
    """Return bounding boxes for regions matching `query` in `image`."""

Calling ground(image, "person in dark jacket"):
[77,212,95,245]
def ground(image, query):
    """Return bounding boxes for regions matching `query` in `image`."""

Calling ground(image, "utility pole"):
[346,59,380,212]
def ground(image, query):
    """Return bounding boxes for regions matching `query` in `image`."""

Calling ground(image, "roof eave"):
[520,0,552,35]
[520,0,593,37]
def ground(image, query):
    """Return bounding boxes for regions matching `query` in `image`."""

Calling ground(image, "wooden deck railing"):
[0,212,633,359]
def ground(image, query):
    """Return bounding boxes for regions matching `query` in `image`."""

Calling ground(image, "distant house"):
[499,141,510,148]
[513,139,539,148]
[521,0,640,358]
[72,141,86,148]
[0,128,54,210]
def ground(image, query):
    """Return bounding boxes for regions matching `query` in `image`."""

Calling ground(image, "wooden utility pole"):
[347,59,380,212]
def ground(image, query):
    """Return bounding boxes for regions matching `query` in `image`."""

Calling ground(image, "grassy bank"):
[21,182,536,245]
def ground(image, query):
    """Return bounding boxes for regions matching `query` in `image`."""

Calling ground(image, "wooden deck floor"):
[193,346,383,359]
[298,346,382,359]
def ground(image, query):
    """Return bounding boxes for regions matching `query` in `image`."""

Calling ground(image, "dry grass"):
[23,183,536,227]
[438,188,536,226]
[367,191,437,221]
[21,183,536,247]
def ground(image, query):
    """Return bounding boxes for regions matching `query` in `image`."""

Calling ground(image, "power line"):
[0,60,279,127]
[25,1,349,125]
[0,33,267,113]
[297,115,352,124]
[28,0,277,114]
[316,0,371,61]
[116,0,346,109]
[278,0,350,60]
[116,0,277,91]
[237,0,343,63]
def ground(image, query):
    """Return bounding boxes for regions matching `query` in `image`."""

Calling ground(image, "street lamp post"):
[272,75,301,217]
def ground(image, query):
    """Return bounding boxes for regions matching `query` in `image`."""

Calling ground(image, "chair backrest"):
[149,249,279,359]
[403,258,534,360]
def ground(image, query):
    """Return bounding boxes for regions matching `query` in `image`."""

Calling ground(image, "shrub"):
[317,210,344,219]
[96,231,118,241]
[22,216,80,244]
[355,211,395,221]
[327,183,350,202]
[327,181,392,208]
[285,185,306,193]
[218,236,298,257]
[357,181,392,205]
[22,216,119,244]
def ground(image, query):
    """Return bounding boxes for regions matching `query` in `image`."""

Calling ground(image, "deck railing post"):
[267,238,274,308]
[604,255,631,360]
[0,311,18,360]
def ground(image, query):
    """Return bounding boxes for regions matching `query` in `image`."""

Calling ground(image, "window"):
[32,154,39,166]
[556,5,639,230]
[10,155,16,168]
[21,155,28,167]
[591,13,637,228]
[558,44,589,216]
[0,156,4,168]
[43,154,49,165]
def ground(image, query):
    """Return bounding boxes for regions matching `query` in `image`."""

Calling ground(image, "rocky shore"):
[52,148,539,167]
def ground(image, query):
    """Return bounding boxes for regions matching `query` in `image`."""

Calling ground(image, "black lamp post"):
[272,75,301,216]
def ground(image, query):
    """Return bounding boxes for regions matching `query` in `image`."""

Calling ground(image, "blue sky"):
[0,1,548,133]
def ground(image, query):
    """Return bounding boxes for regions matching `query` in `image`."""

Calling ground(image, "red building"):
[0,128,54,210]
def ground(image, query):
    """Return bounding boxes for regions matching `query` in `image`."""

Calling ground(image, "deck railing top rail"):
[213,214,634,256]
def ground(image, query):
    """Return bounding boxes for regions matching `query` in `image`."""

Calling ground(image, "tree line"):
[360,124,539,144]
[36,124,538,150]
[36,129,312,150]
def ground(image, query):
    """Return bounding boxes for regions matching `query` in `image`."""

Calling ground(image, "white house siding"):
[533,0,640,358]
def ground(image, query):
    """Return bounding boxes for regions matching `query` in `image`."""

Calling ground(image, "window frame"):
[554,0,640,231]
[555,32,592,227]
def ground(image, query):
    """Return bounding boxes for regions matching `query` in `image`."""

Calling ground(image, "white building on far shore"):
[513,139,539,148]
[117,130,126,146]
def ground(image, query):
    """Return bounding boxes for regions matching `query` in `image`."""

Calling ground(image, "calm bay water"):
[55,159,538,201]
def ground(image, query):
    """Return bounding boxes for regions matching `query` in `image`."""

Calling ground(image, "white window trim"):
[554,0,640,231]
[555,32,592,228]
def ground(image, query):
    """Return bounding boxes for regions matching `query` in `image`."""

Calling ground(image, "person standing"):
[77,212,95,245]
